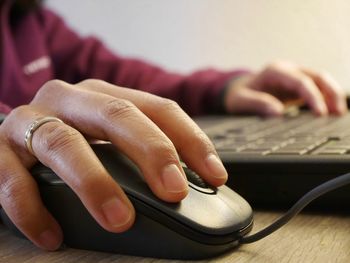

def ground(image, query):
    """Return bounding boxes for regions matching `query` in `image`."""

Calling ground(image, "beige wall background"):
[47,0,350,92]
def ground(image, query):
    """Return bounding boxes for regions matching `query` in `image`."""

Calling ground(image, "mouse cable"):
[239,172,350,244]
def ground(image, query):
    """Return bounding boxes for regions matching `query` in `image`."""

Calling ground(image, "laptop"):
[195,109,350,210]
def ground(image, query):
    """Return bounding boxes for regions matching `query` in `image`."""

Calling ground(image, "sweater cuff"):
[207,69,251,114]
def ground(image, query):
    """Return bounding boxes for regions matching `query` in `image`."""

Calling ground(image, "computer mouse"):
[0,143,253,260]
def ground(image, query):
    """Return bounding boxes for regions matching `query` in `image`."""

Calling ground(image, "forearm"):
[51,33,248,116]
[42,8,250,116]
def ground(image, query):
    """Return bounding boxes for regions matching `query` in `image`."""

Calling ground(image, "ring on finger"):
[24,116,64,156]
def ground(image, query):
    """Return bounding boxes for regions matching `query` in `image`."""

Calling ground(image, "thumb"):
[225,88,285,116]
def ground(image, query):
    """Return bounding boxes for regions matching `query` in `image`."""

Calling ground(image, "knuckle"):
[41,79,67,93]
[78,79,106,88]
[155,98,182,113]
[314,71,331,85]
[265,60,288,71]
[33,79,68,103]
[143,136,177,160]
[192,129,212,145]
[297,76,314,90]
[78,78,98,85]
[317,71,332,82]
[0,169,22,201]
[36,122,81,155]
[99,98,137,121]
[187,129,213,151]
[0,175,29,223]
[5,105,30,121]
[78,79,123,93]
[0,105,33,139]
[70,167,111,195]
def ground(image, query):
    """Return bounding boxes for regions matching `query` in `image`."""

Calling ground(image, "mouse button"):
[216,186,253,229]
[128,185,251,236]
[30,164,64,185]
[92,145,178,205]
[128,195,242,247]
[92,144,146,183]
[98,154,153,198]
[164,187,251,236]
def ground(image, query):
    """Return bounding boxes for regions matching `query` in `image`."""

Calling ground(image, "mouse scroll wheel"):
[183,167,208,188]
[182,166,216,194]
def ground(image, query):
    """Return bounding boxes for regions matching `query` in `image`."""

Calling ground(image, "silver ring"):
[24,116,64,156]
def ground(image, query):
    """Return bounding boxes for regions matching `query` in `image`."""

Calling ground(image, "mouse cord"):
[239,172,350,244]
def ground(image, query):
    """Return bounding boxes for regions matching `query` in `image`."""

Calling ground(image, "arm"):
[37,8,347,117]
[39,8,247,116]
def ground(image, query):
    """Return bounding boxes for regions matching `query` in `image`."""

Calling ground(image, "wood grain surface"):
[0,210,349,263]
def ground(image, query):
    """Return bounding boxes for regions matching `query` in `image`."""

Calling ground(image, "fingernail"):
[205,154,228,180]
[38,229,61,251]
[102,197,132,228]
[161,164,188,193]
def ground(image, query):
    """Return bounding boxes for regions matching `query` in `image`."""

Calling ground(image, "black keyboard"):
[206,113,350,156]
[195,112,350,210]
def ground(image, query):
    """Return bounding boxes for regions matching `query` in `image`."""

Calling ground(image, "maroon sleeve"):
[39,9,248,116]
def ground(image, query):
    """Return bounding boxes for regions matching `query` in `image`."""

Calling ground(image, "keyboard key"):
[267,149,308,155]
[313,149,348,155]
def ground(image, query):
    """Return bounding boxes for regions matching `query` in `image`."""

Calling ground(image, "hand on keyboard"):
[223,61,348,117]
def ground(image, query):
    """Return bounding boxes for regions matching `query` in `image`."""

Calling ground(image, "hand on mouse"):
[0,79,228,251]
[223,61,348,116]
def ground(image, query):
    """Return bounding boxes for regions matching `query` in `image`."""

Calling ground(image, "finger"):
[4,106,135,233]
[0,138,62,250]
[225,87,285,116]
[76,79,228,187]
[256,62,329,116]
[31,80,189,202]
[301,68,347,114]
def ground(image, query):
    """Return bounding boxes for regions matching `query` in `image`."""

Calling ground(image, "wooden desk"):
[0,210,349,263]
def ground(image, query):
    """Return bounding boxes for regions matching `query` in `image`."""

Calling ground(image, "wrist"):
[220,72,254,114]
